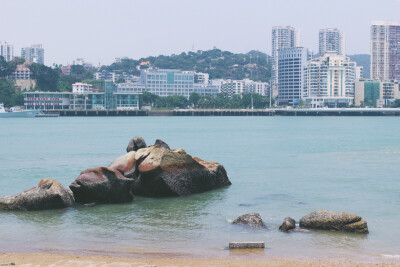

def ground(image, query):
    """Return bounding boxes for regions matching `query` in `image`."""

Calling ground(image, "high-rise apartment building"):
[319,28,345,56]
[0,41,14,62]
[277,47,309,105]
[271,26,300,86]
[371,21,400,81]
[21,44,44,65]
[303,54,356,107]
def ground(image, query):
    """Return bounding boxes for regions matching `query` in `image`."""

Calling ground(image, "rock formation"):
[0,179,74,211]
[279,217,296,232]
[232,213,266,228]
[70,167,134,204]
[128,141,231,197]
[299,210,368,234]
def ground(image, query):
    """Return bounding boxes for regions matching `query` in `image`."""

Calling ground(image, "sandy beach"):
[0,253,399,267]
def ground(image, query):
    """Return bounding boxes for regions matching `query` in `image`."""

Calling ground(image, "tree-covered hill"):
[101,49,272,82]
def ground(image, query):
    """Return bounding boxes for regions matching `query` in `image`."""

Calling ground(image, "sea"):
[0,116,399,262]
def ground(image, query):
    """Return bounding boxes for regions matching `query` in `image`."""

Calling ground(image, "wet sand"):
[0,253,398,267]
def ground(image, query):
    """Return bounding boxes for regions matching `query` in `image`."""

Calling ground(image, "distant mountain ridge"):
[102,49,272,82]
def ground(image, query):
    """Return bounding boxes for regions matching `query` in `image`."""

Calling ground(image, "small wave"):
[381,254,400,259]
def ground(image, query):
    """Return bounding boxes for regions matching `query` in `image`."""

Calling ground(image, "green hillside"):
[101,49,272,82]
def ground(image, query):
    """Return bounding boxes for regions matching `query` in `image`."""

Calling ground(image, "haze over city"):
[1,0,400,65]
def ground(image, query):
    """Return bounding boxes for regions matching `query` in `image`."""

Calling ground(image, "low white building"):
[244,79,269,96]
[194,72,209,85]
[72,83,93,94]
[220,80,245,96]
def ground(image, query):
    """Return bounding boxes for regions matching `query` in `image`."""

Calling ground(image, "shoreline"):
[0,252,399,267]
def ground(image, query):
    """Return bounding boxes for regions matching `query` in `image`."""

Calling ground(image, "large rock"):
[108,151,137,178]
[279,217,296,232]
[0,179,74,211]
[232,213,266,228]
[126,136,147,152]
[70,167,134,204]
[130,145,231,197]
[299,210,368,234]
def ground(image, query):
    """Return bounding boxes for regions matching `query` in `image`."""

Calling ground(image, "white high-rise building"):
[371,21,400,81]
[319,28,345,56]
[271,26,300,86]
[0,41,14,62]
[303,54,356,108]
[21,44,44,65]
[277,47,308,105]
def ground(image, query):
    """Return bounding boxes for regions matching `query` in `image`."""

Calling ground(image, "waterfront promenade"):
[52,108,400,116]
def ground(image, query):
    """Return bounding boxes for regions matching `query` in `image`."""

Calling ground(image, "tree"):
[392,99,400,108]
[0,80,23,107]
[29,63,60,91]
[0,56,24,78]
[189,92,200,107]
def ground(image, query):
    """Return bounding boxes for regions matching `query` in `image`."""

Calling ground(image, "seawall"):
[48,108,400,117]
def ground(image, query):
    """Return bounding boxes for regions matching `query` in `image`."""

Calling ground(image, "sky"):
[1,0,400,66]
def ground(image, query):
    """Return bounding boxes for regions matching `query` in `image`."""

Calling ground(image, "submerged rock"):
[0,179,74,211]
[279,217,296,232]
[70,167,134,204]
[130,145,231,197]
[126,136,147,152]
[232,213,266,228]
[299,210,368,234]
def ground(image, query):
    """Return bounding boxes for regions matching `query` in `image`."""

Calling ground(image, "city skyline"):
[1,0,400,65]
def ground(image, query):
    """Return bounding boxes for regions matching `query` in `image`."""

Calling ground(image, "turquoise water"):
[0,117,400,262]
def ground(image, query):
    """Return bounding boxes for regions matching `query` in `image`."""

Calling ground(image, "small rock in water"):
[279,217,296,232]
[238,203,252,207]
[299,210,369,234]
[232,213,266,228]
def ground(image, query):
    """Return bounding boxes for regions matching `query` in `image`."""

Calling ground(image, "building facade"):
[72,82,93,94]
[303,54,356,107]
[94,71,116,82]
[319,28,345,56]
[21,44,44,65]
[220,80,245,96]
[271,26,300,86]
[243,79,269,96]
[0,41,14,62]
[277,47,309,105]
[371,21,400,81]
[24,82,140,110]
[355,80,400,107]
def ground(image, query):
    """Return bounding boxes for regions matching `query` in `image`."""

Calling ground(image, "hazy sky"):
[1,0,400,66]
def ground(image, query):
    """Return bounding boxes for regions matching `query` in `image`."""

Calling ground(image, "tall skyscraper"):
[21,44,44,65]
[0,41,14,62]
[371,21,400,81]
[271,26,300,86]
[319,28,345,56]
[277,47,309,105]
